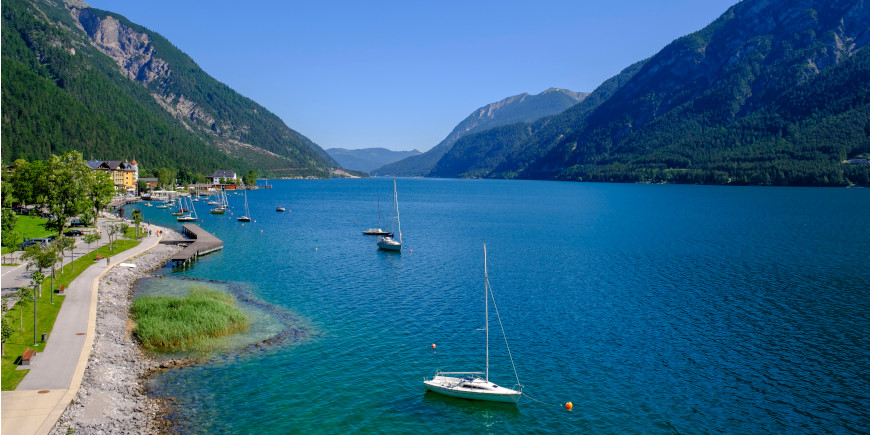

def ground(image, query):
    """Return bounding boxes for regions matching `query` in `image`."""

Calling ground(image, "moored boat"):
[377,178,403,252]
[423,244,523,403]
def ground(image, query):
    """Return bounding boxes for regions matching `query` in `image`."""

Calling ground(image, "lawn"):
[1,239,140,390]
[1,215,54,255]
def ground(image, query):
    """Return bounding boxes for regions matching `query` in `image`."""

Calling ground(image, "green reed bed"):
[132,287,250,353]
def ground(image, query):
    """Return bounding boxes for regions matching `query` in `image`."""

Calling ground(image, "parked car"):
[18,239,44,248]
[18,238,50,248]
[64,230,83,237]
[69,220,86,227]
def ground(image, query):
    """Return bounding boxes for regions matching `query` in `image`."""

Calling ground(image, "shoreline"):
[51,226,183,434]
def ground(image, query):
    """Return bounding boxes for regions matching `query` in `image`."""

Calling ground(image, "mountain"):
[372,88,588,176]
[325,148,421,173]
[1,0,337,178]
[431,0,870,186]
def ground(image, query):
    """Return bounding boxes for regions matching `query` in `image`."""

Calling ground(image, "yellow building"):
[87,160,139,193]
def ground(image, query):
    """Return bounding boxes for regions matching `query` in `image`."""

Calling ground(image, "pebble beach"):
[51,227,182,434]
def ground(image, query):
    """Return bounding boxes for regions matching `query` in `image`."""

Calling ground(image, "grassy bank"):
[1,215,54,255]
[132,287,250,353]
[1,239,140,390]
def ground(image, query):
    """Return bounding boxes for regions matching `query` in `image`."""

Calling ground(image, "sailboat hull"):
[377,237,401,251]
[363,228,391,235]
[423,377,521,403]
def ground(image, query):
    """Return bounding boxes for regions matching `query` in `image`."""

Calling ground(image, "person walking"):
[106,256,110,266]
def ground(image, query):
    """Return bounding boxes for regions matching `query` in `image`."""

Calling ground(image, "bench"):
[21,347,35,365]
[95,254,104,261]
[57,285,65,295]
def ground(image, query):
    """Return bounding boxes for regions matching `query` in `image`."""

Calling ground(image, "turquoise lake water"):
[127,179,870,434]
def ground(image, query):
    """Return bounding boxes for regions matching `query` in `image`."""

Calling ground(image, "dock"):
[163,224,223,267]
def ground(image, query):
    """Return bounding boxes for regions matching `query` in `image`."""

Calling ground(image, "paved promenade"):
[1,229,162,435]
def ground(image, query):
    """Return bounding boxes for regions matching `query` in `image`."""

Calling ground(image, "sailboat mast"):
[394,178,402,245]
[484,243,489,382]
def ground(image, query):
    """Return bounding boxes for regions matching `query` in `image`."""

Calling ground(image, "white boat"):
[177,197,199,222]
[363,192,391,236]
[377,178,402,251]
[276,206,285,212]
[237,190,251,222]
[423,244,523,403]
[211,189,228,214]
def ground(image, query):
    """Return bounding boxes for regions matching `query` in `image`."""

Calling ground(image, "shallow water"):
[128,180,870,433]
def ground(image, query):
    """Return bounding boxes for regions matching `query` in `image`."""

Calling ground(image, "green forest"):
[429,2,870,187]
[1,0,334,180]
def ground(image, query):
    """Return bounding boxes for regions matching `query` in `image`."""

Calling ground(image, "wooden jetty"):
[164,224,223,267]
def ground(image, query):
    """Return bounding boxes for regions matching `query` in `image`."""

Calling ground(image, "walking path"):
[1,227,163,435]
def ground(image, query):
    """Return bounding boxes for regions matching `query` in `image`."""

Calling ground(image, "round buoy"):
[315,247,318,251]
[565,402,573,410]
[431,343,436,349]
[260,230,263,233]
[409,249,413,253]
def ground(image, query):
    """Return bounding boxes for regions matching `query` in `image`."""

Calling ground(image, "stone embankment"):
[51,228,183,434]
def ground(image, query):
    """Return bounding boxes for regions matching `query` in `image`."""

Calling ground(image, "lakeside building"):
[140,177,158,189]
[87,160,139,194]
[207,170,237,185]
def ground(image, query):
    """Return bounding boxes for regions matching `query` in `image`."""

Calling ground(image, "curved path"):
[1,228,162,435]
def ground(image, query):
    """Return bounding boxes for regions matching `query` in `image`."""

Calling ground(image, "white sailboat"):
[424,244,523,403]
[363,192,391,236]
[211,189,227,214]
[237,190,251,222]
[177,197,198,222]
[377,178,402,251]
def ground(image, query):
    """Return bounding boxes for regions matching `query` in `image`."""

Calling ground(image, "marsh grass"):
[132,287,250,353]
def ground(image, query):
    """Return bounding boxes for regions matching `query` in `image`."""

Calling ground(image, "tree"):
[39,152,92,237]
[82,232,101,260]
[87,169,115,228]
[132,209,143,238]
[9,159,44,207]
[21,243,59,301]
[1,209,20,250]
[14,286,33,331]
[28,270,45,346]
[243,169,257,187]
[108,224,123,252]
[155,168,175,189]
[1,296,13,356]
[55,235,75,274]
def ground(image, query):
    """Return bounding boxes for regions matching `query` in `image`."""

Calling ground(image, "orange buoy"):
[431,343,436,349]
[565,402,573,410]
[409,250,413,253]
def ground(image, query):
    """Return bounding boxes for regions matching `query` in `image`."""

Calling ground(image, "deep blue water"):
[128,179,870,434]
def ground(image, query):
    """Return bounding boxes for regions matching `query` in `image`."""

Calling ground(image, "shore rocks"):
[52,228,182,434]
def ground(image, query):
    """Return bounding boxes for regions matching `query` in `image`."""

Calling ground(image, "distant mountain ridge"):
[429,0,870,186]
[326,148,421,173]
[372,88,588,176]
[2,0,336,177]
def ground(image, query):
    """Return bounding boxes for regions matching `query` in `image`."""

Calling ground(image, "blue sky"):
[86,0,738,151]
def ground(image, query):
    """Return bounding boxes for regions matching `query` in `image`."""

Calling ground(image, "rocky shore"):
[51,227,183,434]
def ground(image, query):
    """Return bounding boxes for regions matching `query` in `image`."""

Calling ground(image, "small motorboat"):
[276,206,286,212]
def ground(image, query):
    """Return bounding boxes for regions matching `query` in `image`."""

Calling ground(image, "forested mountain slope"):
[374,88,587,176]
[2,0,336,177]
[432,0,870,186]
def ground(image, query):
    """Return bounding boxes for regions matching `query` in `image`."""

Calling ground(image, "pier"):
[164,224,223,267]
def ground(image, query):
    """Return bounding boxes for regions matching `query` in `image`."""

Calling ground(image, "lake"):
[127,179,870,434]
